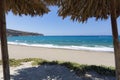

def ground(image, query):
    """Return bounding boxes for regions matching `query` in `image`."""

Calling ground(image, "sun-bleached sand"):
[0,44,115,67]
[0,62,115,80]
[0,44,116,80]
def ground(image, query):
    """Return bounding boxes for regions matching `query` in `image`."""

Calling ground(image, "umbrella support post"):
[110,0,120,80]
[0,0,10,80]
[113,40,120,80]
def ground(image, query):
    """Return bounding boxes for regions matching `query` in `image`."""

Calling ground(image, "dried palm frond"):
[5,0,50,16]
[57,0,120,22]
[44,0,60,5]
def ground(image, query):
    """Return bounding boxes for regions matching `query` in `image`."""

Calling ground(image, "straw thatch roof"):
[5,0,50,16]
[44,0,60,5]
[52,0,120,22]
[3,0,120,23]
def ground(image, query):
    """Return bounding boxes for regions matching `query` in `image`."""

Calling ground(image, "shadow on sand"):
[10,64,115,80]
[11,64,82,80]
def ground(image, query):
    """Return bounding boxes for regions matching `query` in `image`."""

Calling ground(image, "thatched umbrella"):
[0,0,49,80]
[54,0,120,80]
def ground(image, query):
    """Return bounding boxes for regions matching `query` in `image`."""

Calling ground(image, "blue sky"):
[6,7,120,36]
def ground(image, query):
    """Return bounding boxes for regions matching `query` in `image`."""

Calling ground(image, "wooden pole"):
[110,0,120,80]
[0,0,10,80]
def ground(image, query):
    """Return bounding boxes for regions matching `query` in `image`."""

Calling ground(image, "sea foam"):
[8,42,114,52]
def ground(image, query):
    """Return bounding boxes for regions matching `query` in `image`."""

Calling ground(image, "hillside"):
[6,29,44,36]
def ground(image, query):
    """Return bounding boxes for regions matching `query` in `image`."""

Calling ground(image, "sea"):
[7,36,120,52]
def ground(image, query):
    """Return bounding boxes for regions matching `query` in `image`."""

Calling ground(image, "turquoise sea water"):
[7,36,120,52]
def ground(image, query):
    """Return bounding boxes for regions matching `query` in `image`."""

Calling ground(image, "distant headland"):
[7,29,44,36]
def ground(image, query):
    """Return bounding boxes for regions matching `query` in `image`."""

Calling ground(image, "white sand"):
[0,62,81,80]
[0,44,115,67]
[0,62,115,80]
[0,45,116,80]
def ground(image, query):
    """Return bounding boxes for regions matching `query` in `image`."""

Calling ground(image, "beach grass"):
[35,60,115,76]
[0,58,115,76]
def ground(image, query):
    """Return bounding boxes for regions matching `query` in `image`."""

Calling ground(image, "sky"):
[6,7,120,36]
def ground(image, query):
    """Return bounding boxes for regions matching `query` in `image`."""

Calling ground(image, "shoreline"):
[0,44,115,67]
[8,42,114,52]
[8,43,114,53]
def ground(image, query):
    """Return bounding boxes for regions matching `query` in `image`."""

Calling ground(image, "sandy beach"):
[0,44,115,67]
[0,44,116,80]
